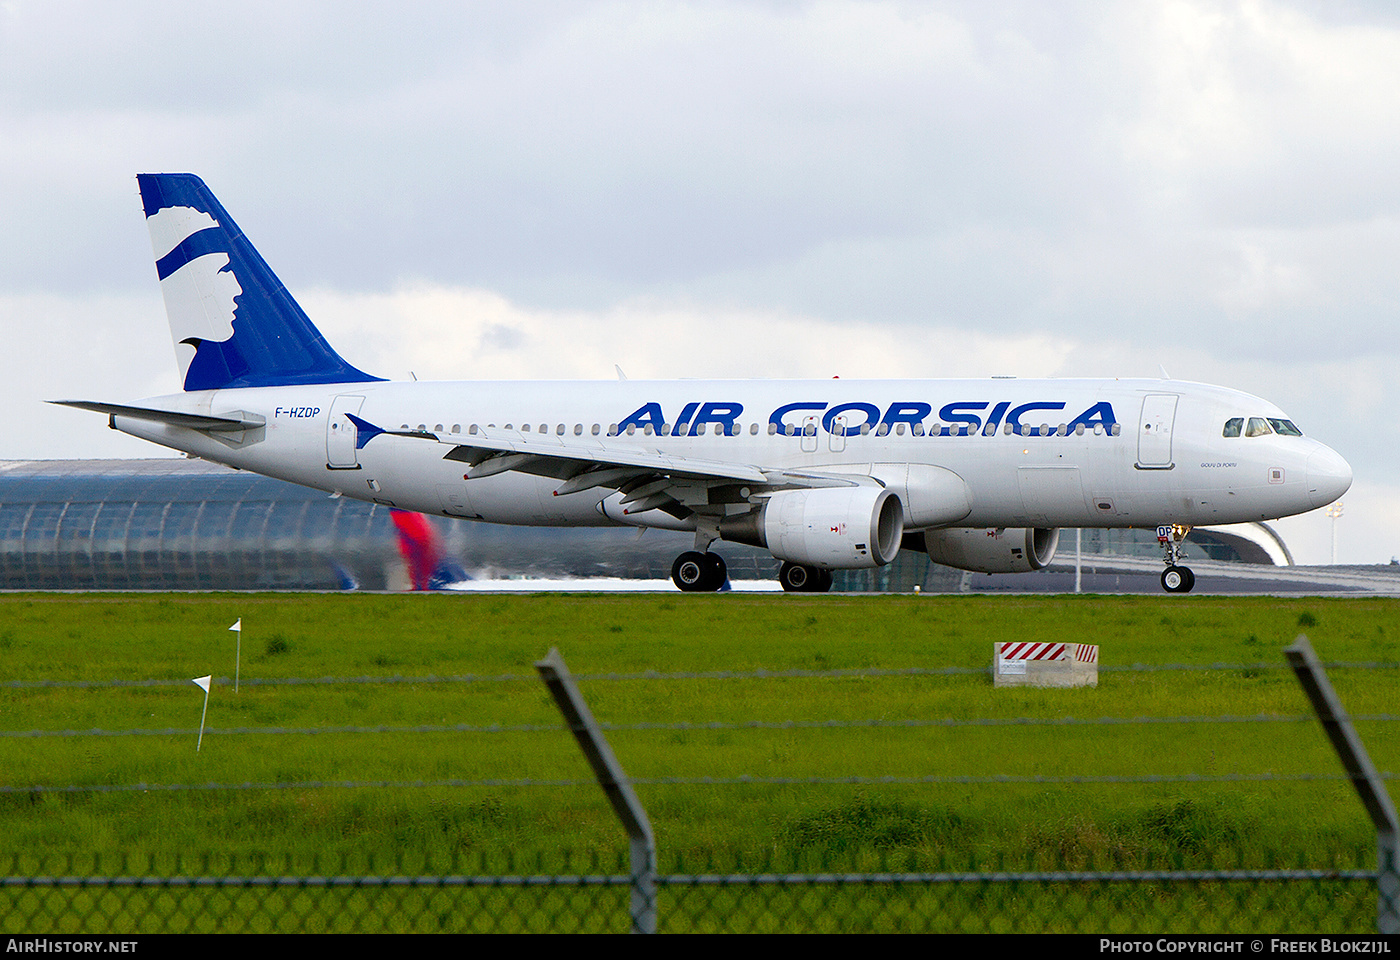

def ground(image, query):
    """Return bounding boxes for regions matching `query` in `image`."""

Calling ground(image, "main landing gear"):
[1157,524,1195,594]
[667,553,836,593]
[671,551,728,592]
[778,562,833,593]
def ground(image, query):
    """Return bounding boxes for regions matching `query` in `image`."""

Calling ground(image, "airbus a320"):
[56,174,1353,593]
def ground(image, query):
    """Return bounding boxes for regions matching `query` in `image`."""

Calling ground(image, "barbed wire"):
[0,866,1377,889]
[4,660,1397,690]
[6,712,1400,740]
[2,769,1394,797]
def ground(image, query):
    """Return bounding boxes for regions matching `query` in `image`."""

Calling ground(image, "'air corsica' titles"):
[615,400,1119,437]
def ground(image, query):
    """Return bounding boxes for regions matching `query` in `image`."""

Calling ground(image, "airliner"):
[55,174,1352,593]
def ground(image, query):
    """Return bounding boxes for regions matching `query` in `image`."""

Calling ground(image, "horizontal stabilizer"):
[49,400,265,432]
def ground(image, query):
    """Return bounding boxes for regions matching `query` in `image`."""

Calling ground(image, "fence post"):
[536,647,656,934]
[1285,635,1399,934]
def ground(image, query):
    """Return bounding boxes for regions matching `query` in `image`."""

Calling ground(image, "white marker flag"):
[229,619,242,692]
[192,675,212,750]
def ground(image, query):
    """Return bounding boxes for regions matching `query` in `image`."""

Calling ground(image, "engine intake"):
[720,486,904,569]
[921,527,1059,573]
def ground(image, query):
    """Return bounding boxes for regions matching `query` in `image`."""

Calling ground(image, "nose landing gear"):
[1157,524,1195,593]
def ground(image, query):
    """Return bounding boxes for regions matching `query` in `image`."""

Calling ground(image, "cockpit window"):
[1222,418,1243,438]
[1245,417,1272,437]
[1268,418,1303,437]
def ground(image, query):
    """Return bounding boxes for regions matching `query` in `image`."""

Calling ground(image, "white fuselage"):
[111,377,1352,534]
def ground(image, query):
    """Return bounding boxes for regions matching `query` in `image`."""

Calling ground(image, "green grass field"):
[0,592,1395,931]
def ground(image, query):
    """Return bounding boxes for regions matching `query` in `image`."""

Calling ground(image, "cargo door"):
[1017,466,1085,524]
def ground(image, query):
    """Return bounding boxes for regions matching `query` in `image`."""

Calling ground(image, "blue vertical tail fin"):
[137,173,382,391]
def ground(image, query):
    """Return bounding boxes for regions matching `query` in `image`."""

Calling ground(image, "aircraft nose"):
[1306,446,1352,509]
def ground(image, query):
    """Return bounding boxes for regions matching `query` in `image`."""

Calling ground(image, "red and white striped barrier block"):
[998,642,1068,662]
[994,642,1099,688]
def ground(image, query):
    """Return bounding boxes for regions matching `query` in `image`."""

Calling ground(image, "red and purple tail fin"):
[391,510,469,590]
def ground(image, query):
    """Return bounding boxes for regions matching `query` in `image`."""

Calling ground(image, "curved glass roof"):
[0,460,1284,592]
[0,459,394,590]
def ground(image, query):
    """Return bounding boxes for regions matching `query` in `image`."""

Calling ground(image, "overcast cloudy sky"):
[2,1,1396,564]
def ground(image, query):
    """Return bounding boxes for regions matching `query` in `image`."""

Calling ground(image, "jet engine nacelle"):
[922,526,1059,573]
[720,486,904,569]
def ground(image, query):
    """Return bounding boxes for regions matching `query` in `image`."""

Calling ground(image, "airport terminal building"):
[0,458,1368,593]
[0,459,758,591]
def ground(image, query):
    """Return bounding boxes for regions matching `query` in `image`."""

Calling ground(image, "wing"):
[347,415,859,519]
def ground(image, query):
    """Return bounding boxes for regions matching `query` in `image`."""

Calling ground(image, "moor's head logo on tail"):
[137,173,381,392]
[145,204,243,389]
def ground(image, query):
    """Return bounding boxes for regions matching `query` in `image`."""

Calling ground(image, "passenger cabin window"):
[1245,417,1272,437]
[1223,418,1243,438]
[1268,418,1303,437]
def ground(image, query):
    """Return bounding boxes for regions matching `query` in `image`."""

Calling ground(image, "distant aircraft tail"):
[391,510,470,590]
[136,173,382,391]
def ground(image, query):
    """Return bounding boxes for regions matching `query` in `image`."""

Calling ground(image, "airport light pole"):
[1327,501,1344,565]
[1075,528,1082,593]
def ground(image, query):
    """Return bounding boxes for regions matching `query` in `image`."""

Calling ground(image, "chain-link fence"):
[2,639,1395,934]
[0,848,1383,933]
